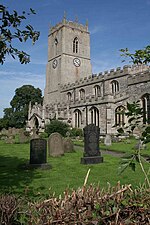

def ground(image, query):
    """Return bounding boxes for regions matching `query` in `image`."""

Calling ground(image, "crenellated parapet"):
[50,18,88,35]
[128,70,150,86]
[61,64,150,91]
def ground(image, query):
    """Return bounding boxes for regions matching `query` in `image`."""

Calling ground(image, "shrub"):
[45,120,70,137]
[39,132,48,139]
[70,127,83,138]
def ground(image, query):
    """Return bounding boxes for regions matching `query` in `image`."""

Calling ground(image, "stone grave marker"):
[19,131,29,143]
[63,137,74,153]
[48,132,64,157]
[104,134,112,146]
[81,124,103,164]
[5,135,14,144]
[30,138,49,168]
[134,140,143,150]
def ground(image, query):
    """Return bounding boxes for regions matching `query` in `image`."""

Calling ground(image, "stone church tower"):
[27,16,150,135]
[44,16,92,105]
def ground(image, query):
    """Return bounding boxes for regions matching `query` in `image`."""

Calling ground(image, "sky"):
[1,0,150,117]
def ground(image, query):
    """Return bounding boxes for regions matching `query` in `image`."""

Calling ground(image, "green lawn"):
[0,140,149,199]
[73,138,150,156]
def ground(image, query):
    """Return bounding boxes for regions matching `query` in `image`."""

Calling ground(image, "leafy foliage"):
[1,85,43,129]
[120,45,150,64]
[70,127,83,137]
[117,101,150,187]
[45,119,70,137]
[0,4,40,64]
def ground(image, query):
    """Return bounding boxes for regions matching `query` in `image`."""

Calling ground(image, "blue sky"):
[1,0,150,117]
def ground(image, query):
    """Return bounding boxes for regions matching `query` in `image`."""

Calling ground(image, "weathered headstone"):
[48,132,64,157]
[104,134,112,146]
[81,124,103,164]
[63,138,74,153]
[112,136,119,143]
[19,130,29,143]
[5,135,14,144]
[30,138,48,168]
[134,140,143,150]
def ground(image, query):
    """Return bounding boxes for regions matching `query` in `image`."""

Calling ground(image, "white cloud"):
[90,25,105,35]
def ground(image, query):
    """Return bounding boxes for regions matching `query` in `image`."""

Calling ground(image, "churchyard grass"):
[73,138,150,157]
[0,140,149,199]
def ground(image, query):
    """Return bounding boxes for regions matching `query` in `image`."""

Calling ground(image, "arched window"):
[79,88,85,100]
[112,80,119,94]
[67,92,72,102]
[141,94,150,124]
[54,38,58,55]
[89,107,99,126]
[115,106,125,127]
[73,37,79,53]
[74,109,82,128]
[94,85,101,97]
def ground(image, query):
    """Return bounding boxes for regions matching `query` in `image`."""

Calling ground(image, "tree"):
[1,85,43,129]
[0,4,40,64]
[120,45,150,65]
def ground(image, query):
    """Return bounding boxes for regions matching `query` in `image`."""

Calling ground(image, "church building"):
[27,16,150,135]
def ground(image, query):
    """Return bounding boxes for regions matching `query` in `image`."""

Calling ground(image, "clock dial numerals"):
[52,59,58,69]
[73,58,81,67]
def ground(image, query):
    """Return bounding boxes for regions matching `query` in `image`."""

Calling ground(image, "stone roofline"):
[49,18,88,35]
[60,64,150,91]
[45,89,129,112]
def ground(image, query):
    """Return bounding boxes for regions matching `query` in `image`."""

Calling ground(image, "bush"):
[70,127,83,138]
[39,132,48,139]
[45,120,70,137]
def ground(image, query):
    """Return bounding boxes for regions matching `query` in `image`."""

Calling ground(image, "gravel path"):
[75,145,124,157]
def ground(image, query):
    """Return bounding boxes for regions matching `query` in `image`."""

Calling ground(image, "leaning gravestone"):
[81,124,103,164]
[48,132,64,157]
[63,138,74,153]
[30,138,50,168]
[104,134,112,146]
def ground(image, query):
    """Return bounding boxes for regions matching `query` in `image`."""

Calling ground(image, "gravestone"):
[63,138,74,153]
[81,124,103,164]
[5,135,14,144]
[48,132,64,157]
[134,140,143,150]
[112,136,119,143]
[30,138,49,168]
[104,134,112,146]
[19,130,29,143]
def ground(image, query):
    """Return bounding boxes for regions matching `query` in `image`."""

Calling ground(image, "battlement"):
[128,70,150,86]
[61,64,150,91]
[50,17,88,35]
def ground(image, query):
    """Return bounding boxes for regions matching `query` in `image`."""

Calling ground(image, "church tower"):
[44,16,92,104]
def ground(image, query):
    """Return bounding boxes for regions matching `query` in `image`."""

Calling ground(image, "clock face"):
[73,58,81,67]
[52,59,58,69]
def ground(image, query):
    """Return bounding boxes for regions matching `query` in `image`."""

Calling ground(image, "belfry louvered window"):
[73,37,79,53]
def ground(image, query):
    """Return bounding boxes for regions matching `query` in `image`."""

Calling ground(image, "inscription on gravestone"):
[81,124,103,164]
[30,138,47,165]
